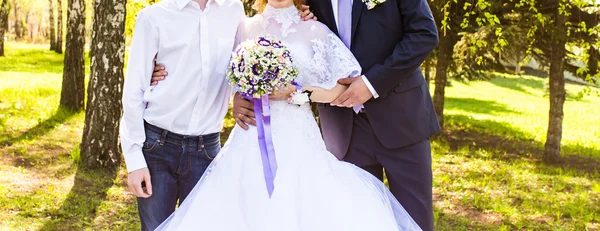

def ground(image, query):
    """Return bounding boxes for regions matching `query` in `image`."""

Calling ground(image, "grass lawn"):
[0,42,599,230]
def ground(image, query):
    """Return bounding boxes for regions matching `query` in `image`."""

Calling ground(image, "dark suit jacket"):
[308,0,441,158]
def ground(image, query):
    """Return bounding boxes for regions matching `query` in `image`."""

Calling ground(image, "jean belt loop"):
[159,130,168,146]
[198,135,204,152]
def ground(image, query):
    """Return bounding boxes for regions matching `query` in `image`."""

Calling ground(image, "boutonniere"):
[362,0,386,10]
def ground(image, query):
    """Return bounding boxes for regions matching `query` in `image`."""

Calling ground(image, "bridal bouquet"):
[227,35,298,98]
[227,35,298,197]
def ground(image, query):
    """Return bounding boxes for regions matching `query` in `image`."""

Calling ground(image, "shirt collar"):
[175,0,225,10]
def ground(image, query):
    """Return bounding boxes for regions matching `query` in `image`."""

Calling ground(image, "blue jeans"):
[137,122,221,231]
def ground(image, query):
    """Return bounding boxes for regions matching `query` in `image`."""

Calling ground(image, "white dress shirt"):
[330,0,379,99]
[120,0,244,173]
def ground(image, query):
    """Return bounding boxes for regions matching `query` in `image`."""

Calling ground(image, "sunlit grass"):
[0,42,136,231]
[444,74,600,158]
[435,74,600,230]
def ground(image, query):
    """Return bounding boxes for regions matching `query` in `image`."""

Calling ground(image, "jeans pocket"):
[142,136,160,152]
[203,140,221,160]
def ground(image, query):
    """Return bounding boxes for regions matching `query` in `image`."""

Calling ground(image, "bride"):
[156,0,421,230]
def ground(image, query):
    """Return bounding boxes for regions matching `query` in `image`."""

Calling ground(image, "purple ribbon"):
[291,81,302,92]
[253,95,278,197]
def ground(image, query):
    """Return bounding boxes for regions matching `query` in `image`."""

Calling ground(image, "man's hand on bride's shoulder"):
[299,5,317,21]
[233,93,256,130]
[151,64,168,86]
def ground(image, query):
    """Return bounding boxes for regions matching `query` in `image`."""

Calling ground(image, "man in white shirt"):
[123,0,315,229]
[121,0,244,229]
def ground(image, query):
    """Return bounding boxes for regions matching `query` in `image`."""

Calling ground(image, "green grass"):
[434,74,600,230]
[444,73,600,158]
[0,43,137,231]
[0,42,599,230]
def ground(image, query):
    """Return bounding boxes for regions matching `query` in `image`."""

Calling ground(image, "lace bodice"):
[235,5,362,90]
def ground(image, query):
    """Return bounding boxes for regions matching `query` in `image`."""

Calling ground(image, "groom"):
[234,0,440,230]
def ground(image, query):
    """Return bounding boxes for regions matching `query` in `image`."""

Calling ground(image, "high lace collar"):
[261,4,301,37]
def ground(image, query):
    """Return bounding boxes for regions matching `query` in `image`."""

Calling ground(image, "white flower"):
[362,0,386,10]
[289,92,310,105]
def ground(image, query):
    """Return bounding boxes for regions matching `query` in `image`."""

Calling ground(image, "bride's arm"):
[304,84,348,103]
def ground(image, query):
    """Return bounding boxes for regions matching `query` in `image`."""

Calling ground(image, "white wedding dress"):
[156,5,421,231]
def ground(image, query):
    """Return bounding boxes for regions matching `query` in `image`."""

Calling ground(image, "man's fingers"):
[303,11,315,21]
[152,71,167,78]
[143,174,153,196]
[239,99,255,110]
[339,97,356,108]
[240,114,257,126]
[233,106,255,119]
[236,114,256,130]
[151,76,165,82]
[236,117,250,130]
[241,107,255,119]
[150,81,158,86]
[299,4,309,11]
[128,183,136,196]
[133,182,146,198]
[337,77,354,85]
[331,90,352,106]
[153,65,164,72]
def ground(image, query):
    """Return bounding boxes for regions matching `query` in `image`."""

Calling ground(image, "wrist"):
[288,83,312,106]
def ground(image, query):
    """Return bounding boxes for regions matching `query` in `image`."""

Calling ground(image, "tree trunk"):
[55,0,63,53]
[80,0,126,170]
[0,0,8,56]
[543,12,567,164]
[13,1,21,40]
[60,0,86,111]
[424,57,432,87]
[432,33,457,128]
[589,46,598,77]
[515,53,521,73]
[48,0,56,50]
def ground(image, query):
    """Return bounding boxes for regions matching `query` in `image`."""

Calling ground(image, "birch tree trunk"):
[80,0,126,169]
[0,0,8,56]
[55,0,63,53]
[48,0,56,50]
[60,0,86,111]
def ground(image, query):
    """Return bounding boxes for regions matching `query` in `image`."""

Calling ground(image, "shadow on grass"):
[445,97,517,115]
[39,167,117,231]
[0,107,78,147]
[441,114,600,177]
[489,76,545,95]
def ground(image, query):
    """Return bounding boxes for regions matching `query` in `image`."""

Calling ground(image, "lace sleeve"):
[231,19,248,93]
[304,23,362,89]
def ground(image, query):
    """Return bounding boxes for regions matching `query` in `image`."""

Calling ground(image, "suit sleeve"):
[364,0,438,97]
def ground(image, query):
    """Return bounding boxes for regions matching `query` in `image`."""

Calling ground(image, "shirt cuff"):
[124,149,148,173]
[361,75,379,99]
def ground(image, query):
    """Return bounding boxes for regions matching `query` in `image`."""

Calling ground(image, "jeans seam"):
[177,147,192,176]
